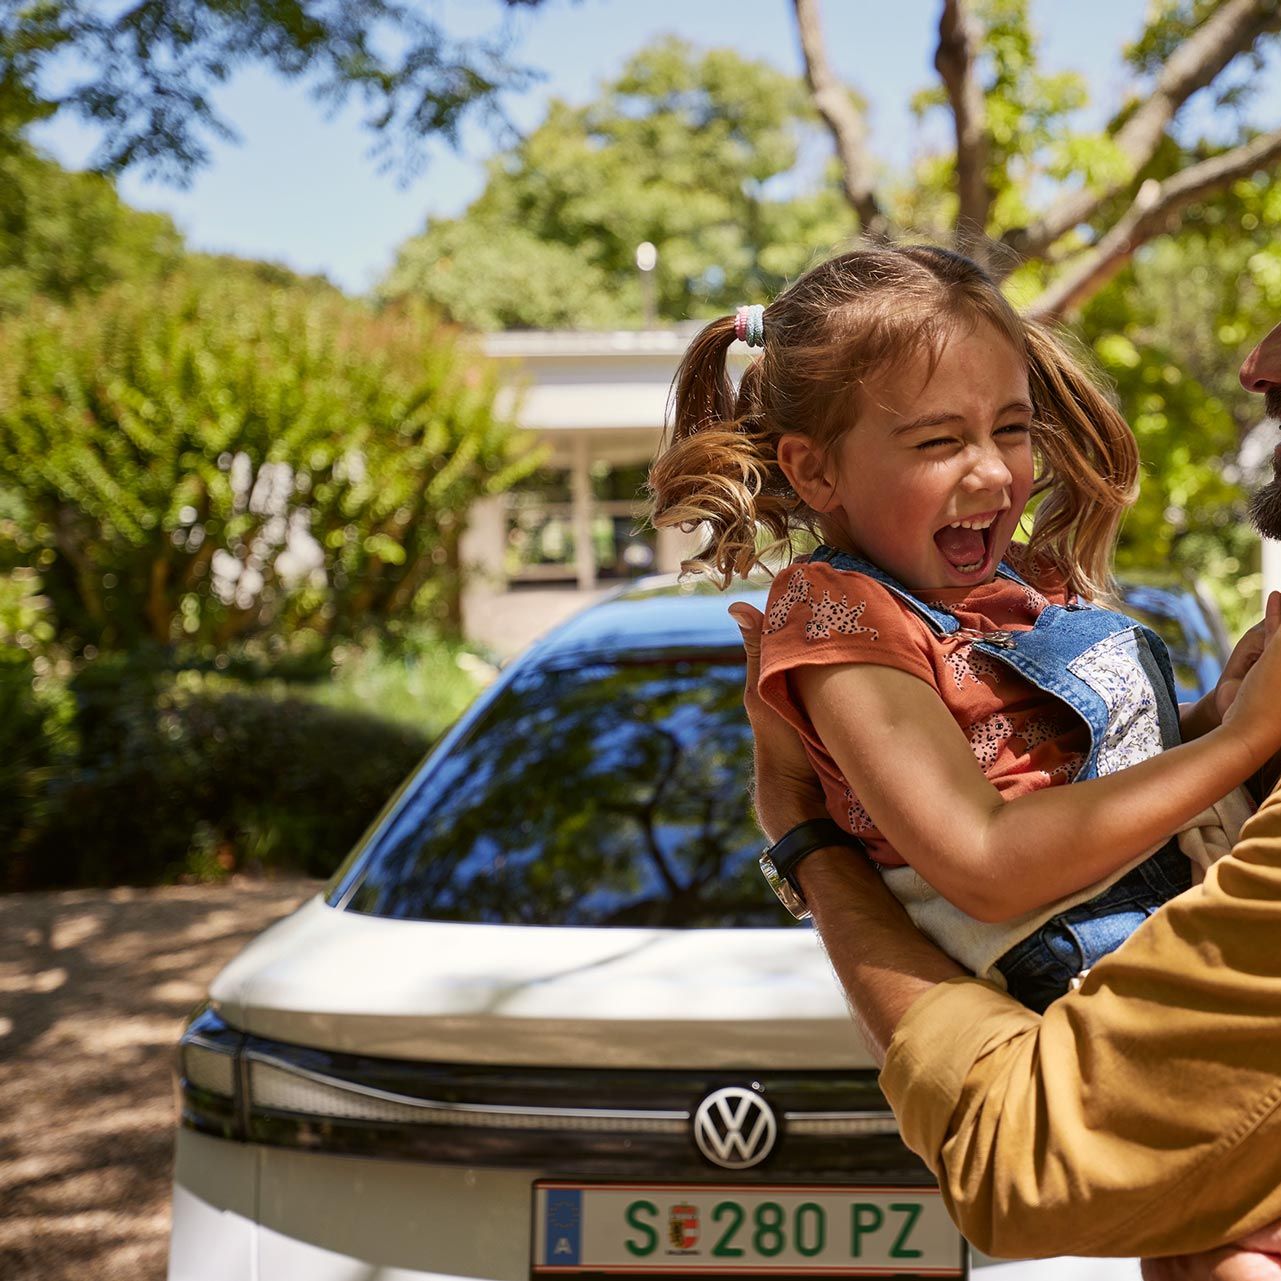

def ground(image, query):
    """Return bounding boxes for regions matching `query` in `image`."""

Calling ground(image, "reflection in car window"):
[342,658,793,928]
[1118,586,1220,701]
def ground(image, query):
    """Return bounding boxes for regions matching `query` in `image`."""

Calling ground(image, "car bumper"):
[169,1127,539,1280]
[169,1129,1142,1280]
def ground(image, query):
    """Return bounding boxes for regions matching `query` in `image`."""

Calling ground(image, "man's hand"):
[1143,1222,1281,1280]
[1214,591,1281,723]
[727,602,826,840]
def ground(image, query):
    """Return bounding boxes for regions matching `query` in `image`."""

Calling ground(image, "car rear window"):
[339,655,792,928]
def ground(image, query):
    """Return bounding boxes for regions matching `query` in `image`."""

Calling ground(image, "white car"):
[170,577,1223,1280]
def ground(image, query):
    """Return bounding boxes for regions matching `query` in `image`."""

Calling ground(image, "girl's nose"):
[963,445,1012,492]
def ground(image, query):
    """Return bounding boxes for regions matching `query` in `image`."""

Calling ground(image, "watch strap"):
[759,819,865,920]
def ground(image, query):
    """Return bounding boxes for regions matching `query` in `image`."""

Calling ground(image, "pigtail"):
[647,314,794,586]
[1022,321,1140,603]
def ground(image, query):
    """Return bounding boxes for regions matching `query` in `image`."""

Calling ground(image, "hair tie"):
[735,304,765,348]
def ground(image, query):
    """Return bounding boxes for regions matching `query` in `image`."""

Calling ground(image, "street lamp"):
[636,241,657,328]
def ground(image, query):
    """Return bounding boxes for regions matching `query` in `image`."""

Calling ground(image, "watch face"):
[758,853,812,921]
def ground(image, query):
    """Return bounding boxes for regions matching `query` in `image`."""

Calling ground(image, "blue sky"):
[30,0,1281,294]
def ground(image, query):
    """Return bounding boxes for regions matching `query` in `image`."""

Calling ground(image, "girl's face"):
[785,320,1036,592]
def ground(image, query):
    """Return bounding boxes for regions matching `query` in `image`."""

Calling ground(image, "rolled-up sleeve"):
[881,787,1281,1260]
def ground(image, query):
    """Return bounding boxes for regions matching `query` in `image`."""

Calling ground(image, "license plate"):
[532,1181,966,1276]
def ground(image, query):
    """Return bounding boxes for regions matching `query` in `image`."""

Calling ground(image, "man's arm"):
[733,602,1281,1261]
[794,848,966,1061]
[882,784,1281,1259]
[729,603,967,1060]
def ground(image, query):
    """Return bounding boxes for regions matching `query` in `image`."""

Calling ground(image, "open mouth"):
[933,510,1004,576]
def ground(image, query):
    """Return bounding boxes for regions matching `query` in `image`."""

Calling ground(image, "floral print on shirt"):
[1067,629,1163,777]
[764,569,879,643]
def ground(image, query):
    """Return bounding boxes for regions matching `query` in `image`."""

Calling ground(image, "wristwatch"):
[759,819,865,920]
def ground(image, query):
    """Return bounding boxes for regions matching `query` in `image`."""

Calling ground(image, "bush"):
[9,682,434,890]
[305,629,496,731]
[0,655,76,861]
[0,272,541,660]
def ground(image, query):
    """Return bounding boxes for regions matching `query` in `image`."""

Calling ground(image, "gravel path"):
[0,879,321,1281]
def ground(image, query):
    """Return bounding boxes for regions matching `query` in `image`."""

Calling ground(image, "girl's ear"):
[777,434,842,513]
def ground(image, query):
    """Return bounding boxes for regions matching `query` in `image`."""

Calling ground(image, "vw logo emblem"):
[692,1086,777,1170]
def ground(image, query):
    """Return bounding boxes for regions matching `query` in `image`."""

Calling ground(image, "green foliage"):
[1075,171,1281,634]
[1090,331,1255,626]
[0,566,73,857]
[9,679,434,890]
[310,630,494,732]
[2,632,485,890]
[0,271,541,656]
[381,38,851,328]
[0,652,76,862]
[908,0,1129,240]
[0,145,185,315]
[1126,0,1268,104]
[0,0,545,181]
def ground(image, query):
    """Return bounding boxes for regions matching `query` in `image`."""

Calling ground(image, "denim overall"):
[809,545,1192,1013]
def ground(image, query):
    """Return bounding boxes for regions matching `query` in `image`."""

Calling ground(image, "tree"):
[0,268,541,658]
[380,38,851,328]
[0,144,184,314]
[793,0,1281,319]
[0,0,547,181]
[1081,175,1281,627]
[787,0,1279,627]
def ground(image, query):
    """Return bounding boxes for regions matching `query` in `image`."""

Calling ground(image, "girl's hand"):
[1220,592,1281,765]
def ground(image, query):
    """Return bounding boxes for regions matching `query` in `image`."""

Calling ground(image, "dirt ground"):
[0,878,321,1281]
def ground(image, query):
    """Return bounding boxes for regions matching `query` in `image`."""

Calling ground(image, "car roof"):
[521,575,768,667]
[517,570,1226,687]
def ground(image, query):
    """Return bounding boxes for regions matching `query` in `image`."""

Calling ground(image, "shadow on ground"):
[0,879,320,1281]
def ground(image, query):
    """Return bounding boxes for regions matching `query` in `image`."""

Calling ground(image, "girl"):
[648,244,1281,1012]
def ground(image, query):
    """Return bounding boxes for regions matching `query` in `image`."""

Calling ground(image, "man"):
[730,321,1281,1280]
[1243,322,1281,537]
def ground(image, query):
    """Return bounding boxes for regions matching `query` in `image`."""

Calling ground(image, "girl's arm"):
[795,601,1281,923]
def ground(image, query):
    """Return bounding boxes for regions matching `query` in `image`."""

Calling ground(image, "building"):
[460,325,733,652]
[461,325,1281,655]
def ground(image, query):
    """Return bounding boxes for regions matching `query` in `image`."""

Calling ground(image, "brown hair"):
[647,244,1138,601]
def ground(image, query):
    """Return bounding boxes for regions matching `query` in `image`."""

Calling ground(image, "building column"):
[656,523,700,576]
[1264,536,1281,613]
[459,496,507,589]
[571,434,597,590]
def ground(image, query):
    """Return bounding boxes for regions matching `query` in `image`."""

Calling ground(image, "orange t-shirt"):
[757,557,1089,868]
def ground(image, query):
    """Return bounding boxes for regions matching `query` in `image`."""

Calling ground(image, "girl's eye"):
[914,424,1029,451]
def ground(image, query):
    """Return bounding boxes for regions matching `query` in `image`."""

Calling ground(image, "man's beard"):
[1250,478,1281,540]
[1248,388,1281,540]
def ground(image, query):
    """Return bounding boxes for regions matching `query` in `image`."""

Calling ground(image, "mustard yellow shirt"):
[880,784,1281,1260]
